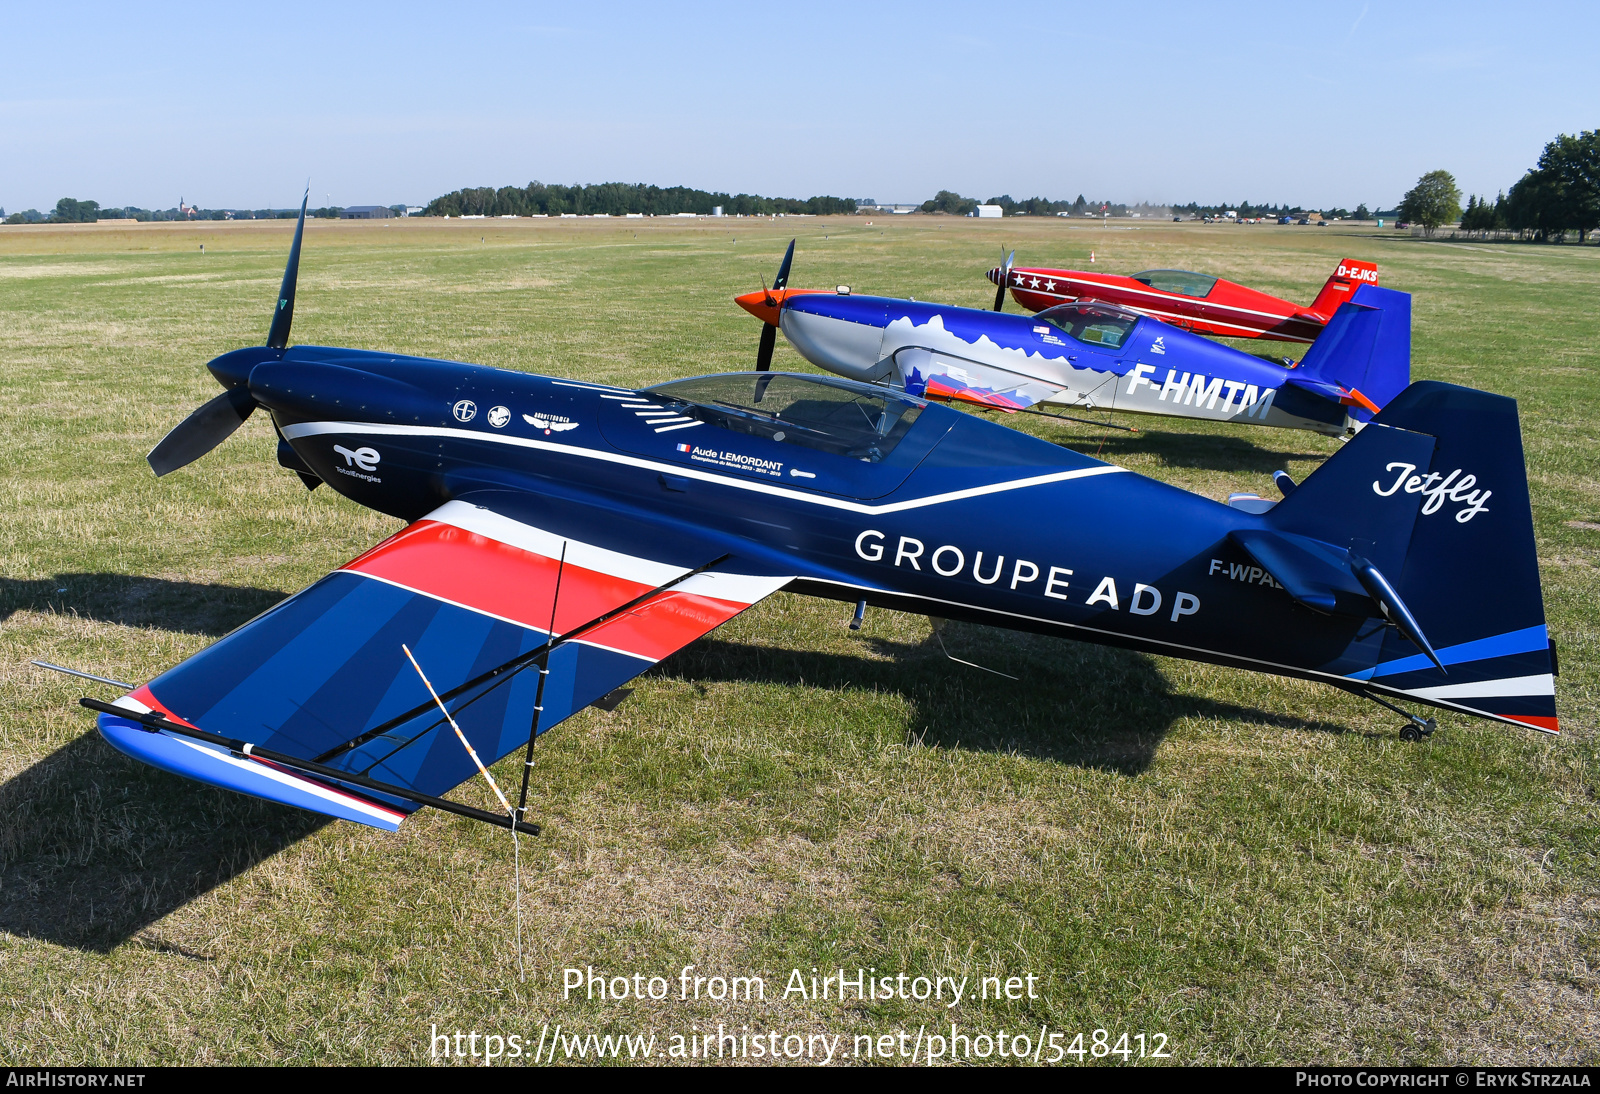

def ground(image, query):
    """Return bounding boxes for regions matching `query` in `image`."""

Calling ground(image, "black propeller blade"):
[993,247,1015,311]
[147,386,257,477]
[755,239,796,372]
[266,190,309,349]
[147,189,309,476]
[773,238,795,291]
[755,324,778,372]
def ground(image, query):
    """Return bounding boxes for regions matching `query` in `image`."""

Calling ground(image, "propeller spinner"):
[733,239,831,372]
[147,189,309,477]
[992,247,1015,311]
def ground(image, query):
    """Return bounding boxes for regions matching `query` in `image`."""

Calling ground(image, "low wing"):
[96,498,792,831]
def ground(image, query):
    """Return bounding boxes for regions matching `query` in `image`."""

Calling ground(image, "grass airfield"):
[0,214,1596,1065]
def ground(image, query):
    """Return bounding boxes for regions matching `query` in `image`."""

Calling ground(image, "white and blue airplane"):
[736,243,1411,437]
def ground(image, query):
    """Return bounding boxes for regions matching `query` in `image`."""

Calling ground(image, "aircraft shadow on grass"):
[0,573,287,637]
[0,580,1345,954]
[1036,424,1332,475]
[2,574,308,954]
[663,621,1353,777]
[0,732,330,955]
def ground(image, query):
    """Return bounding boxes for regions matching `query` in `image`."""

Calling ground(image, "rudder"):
[1293,283,1412,421]
[1308,258,1379,319]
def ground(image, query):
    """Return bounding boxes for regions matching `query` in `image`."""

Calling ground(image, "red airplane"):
[985,258,1380,344]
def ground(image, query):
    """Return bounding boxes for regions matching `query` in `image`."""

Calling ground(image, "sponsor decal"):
[487,405,511,428]
[452,399,477,423]
[523,413,579,435]
[852,530,1201,623]
[332,444,382,483]
[1151,336,1166,355]
[1372,463,1491,522]
[333,444,380,472]
[684,445,783,477]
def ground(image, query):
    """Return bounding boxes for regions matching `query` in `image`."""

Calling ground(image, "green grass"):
[0,216,1596,1065]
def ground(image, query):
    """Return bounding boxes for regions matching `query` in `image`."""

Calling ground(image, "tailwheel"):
[1400,725,1422,742]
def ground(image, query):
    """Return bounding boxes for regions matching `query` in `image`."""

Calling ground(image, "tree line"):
[2,198,367,224]
[919,190,1383,220]
[422,182,856,218]
[1457,131,1599,242]
[1403,131,1599,243]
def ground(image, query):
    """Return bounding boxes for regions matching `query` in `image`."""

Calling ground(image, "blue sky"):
[2,1,1595,213]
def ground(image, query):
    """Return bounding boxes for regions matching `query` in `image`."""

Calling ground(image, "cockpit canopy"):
[1130,269,1218,298]
[645,372,926,464]
[1034,301,1144,351]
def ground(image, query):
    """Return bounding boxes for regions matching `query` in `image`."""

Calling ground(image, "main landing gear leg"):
[849,600,866,631]
[1363,691,1438,741]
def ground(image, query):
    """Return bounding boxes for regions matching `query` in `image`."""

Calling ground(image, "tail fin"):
[1291,283,1411,421]
[1267,381,1556,733]
[1307,258,1379,320]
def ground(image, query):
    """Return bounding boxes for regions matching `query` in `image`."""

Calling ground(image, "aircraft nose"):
[205,345,281,390]
[735,287,828,326]
[985,266,1002,287]
[735,289,782,326]
[248,360,437,423]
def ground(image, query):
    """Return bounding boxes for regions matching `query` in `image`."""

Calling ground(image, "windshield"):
[1035,302,1141,351]
[1131,269,1218,298]
[644,373,925,463]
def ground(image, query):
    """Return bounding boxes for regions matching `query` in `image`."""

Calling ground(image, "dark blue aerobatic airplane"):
[78,200,1560,839]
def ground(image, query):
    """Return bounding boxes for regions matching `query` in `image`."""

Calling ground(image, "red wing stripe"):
[581,590,751,663]
[127,684,201,729]
[340,502,791,661]
[344,520,653,635]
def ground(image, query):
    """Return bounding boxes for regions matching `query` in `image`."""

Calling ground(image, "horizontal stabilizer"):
[1227,528,1365,612]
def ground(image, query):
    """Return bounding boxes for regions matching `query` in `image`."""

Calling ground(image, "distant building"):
[342,206,393,220]
[973,205,1003,218]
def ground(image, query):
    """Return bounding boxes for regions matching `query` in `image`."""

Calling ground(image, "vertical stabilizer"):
[1294,284,1411,421]
[1268,381,1556,732]
[1308,258,1379,320]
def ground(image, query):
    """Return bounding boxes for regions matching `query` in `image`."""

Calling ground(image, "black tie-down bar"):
[79,697,542,836]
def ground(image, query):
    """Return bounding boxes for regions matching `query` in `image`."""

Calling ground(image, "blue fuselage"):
[212,345,1392,694]
[779,293,1351,434]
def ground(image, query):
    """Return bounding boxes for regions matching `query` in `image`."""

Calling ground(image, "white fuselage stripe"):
[280,420,1129,513]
